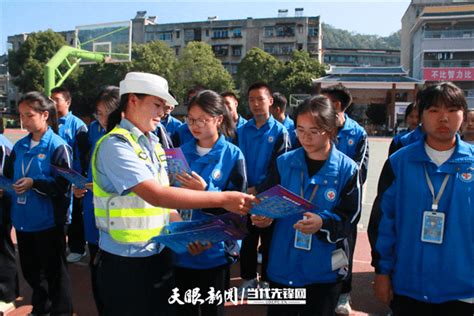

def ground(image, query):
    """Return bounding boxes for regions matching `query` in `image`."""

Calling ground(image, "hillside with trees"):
[322,23,401,50]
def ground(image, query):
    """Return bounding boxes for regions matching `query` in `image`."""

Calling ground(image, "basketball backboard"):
[75,21,132,63]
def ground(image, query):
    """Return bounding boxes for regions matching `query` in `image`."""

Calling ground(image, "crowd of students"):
[0,72,472,316]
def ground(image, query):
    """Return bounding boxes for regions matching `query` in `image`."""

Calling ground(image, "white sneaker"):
[0,301,15,313]
[335,293,352,315]
[237,278,258,299]
[66,252,86,263]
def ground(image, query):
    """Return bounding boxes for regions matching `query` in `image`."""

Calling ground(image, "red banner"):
[423,67,474,81]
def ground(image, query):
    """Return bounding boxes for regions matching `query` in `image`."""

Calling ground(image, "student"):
[173,90,247,316]
[4,92,73,315]
[221,91,247,129]
[50,87,88,263]
[173,86,205,146]
[369,82,473,315]
[270,92,296,146]
[0,120,17,312]
[236,82,290,293]
[461,109,474,145]
[73,86,120,314]
[321,84,368,314]
[388,103,420,156]
[92,72,255,316]
[160,92,183,140]
[252,95,360,316]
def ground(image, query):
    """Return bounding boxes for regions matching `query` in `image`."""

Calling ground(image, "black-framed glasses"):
[186,117,214,128]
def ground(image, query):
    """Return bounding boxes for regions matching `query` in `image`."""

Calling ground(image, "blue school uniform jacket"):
[336,114,369,185]
[172,123,194,147]
[82,120,105,244]
[236,116,290,192]
[389,125,425,155]
[368,135,474,303]
[175,135,247,269]
[58,112,88,173]
[6,128,72,232]
[161,114,183,139]
[267,146,360,286]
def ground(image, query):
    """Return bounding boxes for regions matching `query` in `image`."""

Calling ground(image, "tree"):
[236,47,283,94]
[174,42,235,102]
[8,30,70,93]
[278,50,326,96]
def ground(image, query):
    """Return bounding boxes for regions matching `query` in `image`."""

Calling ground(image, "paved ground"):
[2,130,393,316]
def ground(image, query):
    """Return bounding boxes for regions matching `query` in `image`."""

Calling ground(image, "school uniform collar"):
[19,127,54,151]
[289,145,342,182]
[183,134,227,163]
[407,134,473,173]
[339,114,356,134]
[58,111,72,125]
[247,115,276,131]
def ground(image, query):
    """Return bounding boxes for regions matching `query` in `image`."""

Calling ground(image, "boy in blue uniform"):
[388,103,419,156]
[174,90,247,316]
[221,91,248,129]
[369,82,473,315]
[252,95,360,316]
[236,82,290,292]
[270,92,296,146]
[51,87,89,263]
[5,92,73,315]
[160,93,183,140]
[321,84,369,314]
[0,122,17,312]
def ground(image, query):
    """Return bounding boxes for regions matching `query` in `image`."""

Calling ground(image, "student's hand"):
[293,212,323,234]
[187,241,212,256]
[73,185,87,198]
[169,209,182,223]
[373,274,393,305]
[251,214,273,228]
[85,183,93,191]
[176,171,207,191]
[247,187,257,195]
[12,177,33,194]
[222,191,256,215]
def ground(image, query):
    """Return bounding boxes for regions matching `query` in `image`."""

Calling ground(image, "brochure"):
[50,165,89,189]
[250,185,316,218]
[164,148,191,187]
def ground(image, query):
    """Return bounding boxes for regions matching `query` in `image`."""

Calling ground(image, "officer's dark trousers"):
[16,226,73,316]
[175,264,229,316]
[67,197,86,254]
[240,222,274,281]
[87,243,103,315]
[97,248,176,316]
[0,222,18,303]
[391,294,474,316]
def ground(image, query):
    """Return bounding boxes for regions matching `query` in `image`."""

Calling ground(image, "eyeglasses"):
[296,129,327,140]
[186,117,214,128]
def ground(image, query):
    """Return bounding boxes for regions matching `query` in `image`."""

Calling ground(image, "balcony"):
[424,59,474,68]
[424,29,474,39]
[421,36,474,51]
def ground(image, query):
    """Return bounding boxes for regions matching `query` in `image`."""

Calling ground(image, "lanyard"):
[300,171,319,203]
[424,165,450,212]
[22,157,35,177]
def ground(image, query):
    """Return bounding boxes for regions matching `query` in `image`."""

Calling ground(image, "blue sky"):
[0,0,411,54]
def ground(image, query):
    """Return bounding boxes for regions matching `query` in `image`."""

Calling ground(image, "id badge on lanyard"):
[294,172,318,251]
[421,166,449,244]
[17,157,34,205]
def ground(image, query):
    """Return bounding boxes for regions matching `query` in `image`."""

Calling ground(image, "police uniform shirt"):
[95,119,163,257]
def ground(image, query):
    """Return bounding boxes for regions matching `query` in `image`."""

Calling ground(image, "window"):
[263,43,294,55]
[232,45,242,56]
[158,32,172,41]
[176,31,180,39]
[0,85,5,93]
[212,29,229,39]
[308,26,318,37]
[206,29,209,37]
[184,29,195,41]
[233,28,242,38]
[264,27,274,38]
[275,24,295,37]
[223,63,238,75]
[212,45,229,56]
[174,46,180,55]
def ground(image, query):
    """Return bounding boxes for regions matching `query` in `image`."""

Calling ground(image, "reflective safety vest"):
[91,126,172,245]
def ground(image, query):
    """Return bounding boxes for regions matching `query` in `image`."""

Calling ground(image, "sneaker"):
[237,278,258,299]
[0,301,15,313]
[335,293,352,315]
[66,251,86,263]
